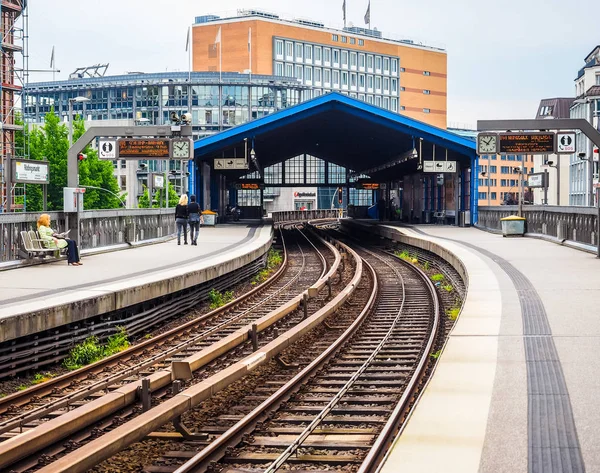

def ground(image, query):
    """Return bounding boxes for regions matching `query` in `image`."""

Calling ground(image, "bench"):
[19,230,66,260]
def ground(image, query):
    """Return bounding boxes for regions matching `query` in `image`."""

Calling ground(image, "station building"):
[191,9,447,128]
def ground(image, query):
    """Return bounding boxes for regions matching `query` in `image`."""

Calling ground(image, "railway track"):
[0,227,341,472]
[127,230,442,473]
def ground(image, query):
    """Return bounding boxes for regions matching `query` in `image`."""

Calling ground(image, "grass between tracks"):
[251,248,283,286]
[63,327,130,371]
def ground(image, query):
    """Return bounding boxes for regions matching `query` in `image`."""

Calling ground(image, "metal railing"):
[478,205,598,246]
[271,209,346,223]
[0,208,176,263]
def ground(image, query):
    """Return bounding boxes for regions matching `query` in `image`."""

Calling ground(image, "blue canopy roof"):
[194,92,476,179]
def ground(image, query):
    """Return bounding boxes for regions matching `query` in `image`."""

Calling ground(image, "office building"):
[570,45,600,206]
[192,9,447,128]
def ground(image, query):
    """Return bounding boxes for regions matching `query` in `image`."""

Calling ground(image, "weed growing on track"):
[431,273,445,282]
[446,307,460,320]
[442,284,453,292]
[208,289,235,309]
[252,249,282,285]
[63,327,130,370]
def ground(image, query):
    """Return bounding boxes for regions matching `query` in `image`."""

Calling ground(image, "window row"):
[275,40,398,75]
[331,34,364,46]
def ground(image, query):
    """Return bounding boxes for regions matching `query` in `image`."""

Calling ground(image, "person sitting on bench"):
[37,213,82,266]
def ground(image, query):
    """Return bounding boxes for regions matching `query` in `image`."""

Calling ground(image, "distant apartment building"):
[569,45,600,206]
[530,98,573,206]
[192,9,447,128]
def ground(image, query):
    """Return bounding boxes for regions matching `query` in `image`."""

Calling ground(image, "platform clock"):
[171,139,192,159]
[477,134,498,155]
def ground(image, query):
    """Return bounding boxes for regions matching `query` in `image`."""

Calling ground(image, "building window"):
[400,105,405,110]
[367,95,374,104]
[400,67,405,72]
[275,62,284,76]
[375,76,381,91]
[341,71,348,86]
[285,156,305,184]
[490,165,497,173]
[423,71,431,76]
[333,49,340,65]
[383,97,389,109]
[332,34,339,41]
[479,192,487,200]
[341,50,348,67]
[423,108,430,113]
[296,65,303,81]
[296,43,303,60]
[314,46,322,62]
[323,48,331,64]
[383,77,389,92]
[358,93,365,101]
[324,69,331,84]
[423,89,430,94]
[286,42,293,59]
[539,105,554,116]
[501,166,510,174]
[400,86,405,91]
[391,78,398,93]
[491,192,497,200]
[350,52,357,68]
[375,56,382,71]
[358,39,364,46]
[341,36,348,43]
[359,74,365,88]
[305,44,312,62]
[375,96,382,107]
[285,63,294,77]
[391,59,398,74]
[367,75,373,89]
[383,57,390,72]
[314,67,321,83]
[367,55,373,70]
[275,40,284,57]
[305,66,313,82]
[391,97,398,111]
[359,53,365,68]
[595,73,600,85]
[333,70,340,86]
[305,155,325,184]
[350,37,356,44]
[350,72,357,88]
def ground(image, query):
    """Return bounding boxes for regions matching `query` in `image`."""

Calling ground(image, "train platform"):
[0,223,273,344]
[344,220,600,473]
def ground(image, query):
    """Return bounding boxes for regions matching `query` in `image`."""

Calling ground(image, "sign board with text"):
[99,139,117,159]
[556,132,576,154]
[117,139,171,159]
[152,174,165,189]
[499,133,555,155]
[423,161,457,173]
[527,172,546,188]
[12,159,49,184]
[236,182,264,190]
[214,158,248,170]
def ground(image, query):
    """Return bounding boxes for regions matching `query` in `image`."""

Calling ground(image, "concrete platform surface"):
[0,224,273,343]
[367,224,600,473]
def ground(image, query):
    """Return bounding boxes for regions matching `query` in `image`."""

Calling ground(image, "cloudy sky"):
[28,0,599,128]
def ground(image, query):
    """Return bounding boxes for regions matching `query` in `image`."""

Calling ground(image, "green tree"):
[14,114,44,212]
[42,111,69,210]
[72,117,122,209]
[138,184,179,208]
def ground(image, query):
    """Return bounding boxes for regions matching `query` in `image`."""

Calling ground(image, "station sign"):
[12,159,49,184]
[236,182,264,190]
[498,133,555,155]
[117,139,171,159]
[423,161,457,173]
[527,172,547,188]
[556,132,576,154]
[214,158,248,170]
[152,173,165,189]
[99,139,117,159]
[355,182,382,190]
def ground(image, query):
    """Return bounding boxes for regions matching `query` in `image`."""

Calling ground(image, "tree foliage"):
[17,110,122,211]
[138,184,179,208]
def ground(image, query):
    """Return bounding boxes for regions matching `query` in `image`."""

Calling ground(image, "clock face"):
[478,134,497,154]
[172,140,191,159]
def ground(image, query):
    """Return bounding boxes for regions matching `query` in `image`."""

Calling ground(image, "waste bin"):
[500,215,526,237]
[201,210,218,226]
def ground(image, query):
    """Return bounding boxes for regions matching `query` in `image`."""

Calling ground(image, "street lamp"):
[68,96,91,146]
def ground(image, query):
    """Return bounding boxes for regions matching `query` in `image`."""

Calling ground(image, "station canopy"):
[193,92,476,181]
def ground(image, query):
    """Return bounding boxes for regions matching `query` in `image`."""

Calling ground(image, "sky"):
[27,0,600,128]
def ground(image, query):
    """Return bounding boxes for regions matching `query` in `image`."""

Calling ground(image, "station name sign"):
[499,133,555,155]
[118,139,171,159]
[12,159,50,184]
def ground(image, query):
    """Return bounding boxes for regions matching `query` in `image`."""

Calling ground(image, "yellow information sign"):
[118,139,171,159]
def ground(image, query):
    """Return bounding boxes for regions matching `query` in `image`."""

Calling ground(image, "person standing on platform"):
[187,195,203,246]
[175,194,189,245]
[37,213,82,266]
[377,197,386,222]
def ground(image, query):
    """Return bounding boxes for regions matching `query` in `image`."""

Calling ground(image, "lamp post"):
[547,160,559,205]
[83,185,126,207]
[68,96,91,147]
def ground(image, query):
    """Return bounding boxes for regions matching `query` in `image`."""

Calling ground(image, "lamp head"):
[578,152,587,159]
[170,112,181,124]
[547,160,554,166]
[410,148,418,159]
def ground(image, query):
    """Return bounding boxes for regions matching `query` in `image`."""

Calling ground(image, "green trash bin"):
[500,215,526,237]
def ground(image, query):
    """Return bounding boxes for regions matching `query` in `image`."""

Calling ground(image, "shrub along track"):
[0,226,339,473]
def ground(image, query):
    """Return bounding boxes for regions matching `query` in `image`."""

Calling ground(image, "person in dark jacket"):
[175,194,189,245]
[187,195,203,246]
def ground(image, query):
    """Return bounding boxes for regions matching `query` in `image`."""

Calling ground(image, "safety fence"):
[271,209,346,223]
[0,209,175,263]
[478,205,599,247]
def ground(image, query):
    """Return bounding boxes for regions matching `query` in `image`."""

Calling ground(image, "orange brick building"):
[192,11,447,128]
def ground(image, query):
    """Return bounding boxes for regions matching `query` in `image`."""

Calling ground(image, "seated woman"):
[37,213,82,266]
